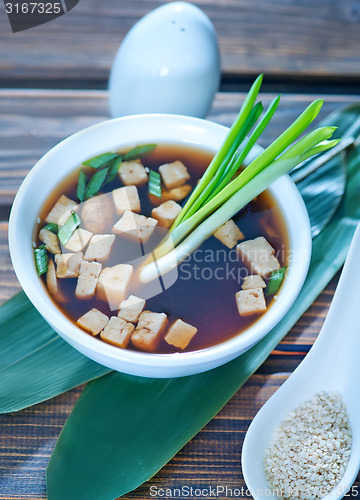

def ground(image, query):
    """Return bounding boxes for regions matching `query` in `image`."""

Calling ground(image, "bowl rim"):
[8,113,312,378]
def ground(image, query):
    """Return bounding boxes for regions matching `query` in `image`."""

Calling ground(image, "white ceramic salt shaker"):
[109,2,221,119]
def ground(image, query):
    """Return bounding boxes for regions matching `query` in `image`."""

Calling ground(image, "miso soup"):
[33,143,288,354]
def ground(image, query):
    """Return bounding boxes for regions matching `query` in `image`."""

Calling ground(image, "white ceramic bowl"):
[8,114,311,378]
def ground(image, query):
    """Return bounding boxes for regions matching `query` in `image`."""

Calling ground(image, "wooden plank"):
[0,89,358,207]
[1,0,360,84]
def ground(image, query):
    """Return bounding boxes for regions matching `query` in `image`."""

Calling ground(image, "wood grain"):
[1,0,360,85]
[0,89,358,207]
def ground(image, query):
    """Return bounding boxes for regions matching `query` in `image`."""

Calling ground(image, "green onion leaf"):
[43,223,58,234]
[83,153,119,169]
[34,244,48,276]
[106,156,123,184]
[58,211,81,246]
[76,170,87,202]
[85,167,109,200]
[265,266,287,296]
[148,169,162,198]
[123,144,157,161]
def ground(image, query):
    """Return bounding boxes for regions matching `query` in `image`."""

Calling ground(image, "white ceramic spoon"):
[242,223,360,500]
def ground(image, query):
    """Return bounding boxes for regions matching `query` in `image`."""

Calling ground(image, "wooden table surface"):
[1,2,360,499]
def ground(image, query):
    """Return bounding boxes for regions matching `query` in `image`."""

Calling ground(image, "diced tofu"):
[242,275,266,290]
[45,195,78,224]
[77,308,109,336]
[236,288,267,316]
[118,295,146,323]
[39,228,61,255]
[159,161,190,189]
[81,194,114,234]
[75,261,102,300]
[237,236,280,278]
[96,264,133,309]
[84,234,115,262]
[100,316,135,348]
[213,220,244,249]
[164,319,197,350]
[131,311,168,352]
[55,252,83,278]
[149,184,192,206]
[112,185,141,215]
[151,200,181,229]
[112,210,158,242]
[46,259,67,302]
[64,228,93,253]
[118,160,148,186]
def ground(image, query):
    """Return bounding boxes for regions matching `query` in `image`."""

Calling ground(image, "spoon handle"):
[307,223,360,365]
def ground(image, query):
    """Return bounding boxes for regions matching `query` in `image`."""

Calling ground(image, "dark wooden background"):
[0,0,360,498]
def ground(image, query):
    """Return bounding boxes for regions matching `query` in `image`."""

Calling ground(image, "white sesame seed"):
[263,392,351,499]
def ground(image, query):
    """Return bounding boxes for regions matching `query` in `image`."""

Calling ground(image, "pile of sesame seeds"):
[263,392,352,499]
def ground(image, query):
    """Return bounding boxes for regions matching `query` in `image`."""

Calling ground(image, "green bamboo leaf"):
[46,105,360,500]
[0,292,111,413]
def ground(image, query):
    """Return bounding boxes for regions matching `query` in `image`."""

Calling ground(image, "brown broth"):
[35,142,288,354]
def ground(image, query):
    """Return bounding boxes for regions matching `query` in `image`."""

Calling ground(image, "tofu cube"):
[64,228,93,253]
[151,200,181,228]
[149,184,192,206]
[213,220,244,249]
[100,316,135,348]
[242,275,266,290]
[112,210,158,242]
[77,308,109,336]
[39,228,61,255]
[118,160,148,186]
[112,185,141,215]
[96,264,133,309]
[45,195,78,224]
[46,259,67,302]
[236,288,267,316]
[55,252,83,278]
[159,161,190,189]
[118,295,146,323]
[84,234,115,262]
[75,261,102,300]
[237,236,280,278]
[164,319,197,350]
[81,194,114,234]
[131,311,168,352]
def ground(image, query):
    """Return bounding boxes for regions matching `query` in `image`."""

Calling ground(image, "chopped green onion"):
[34,244,48,276]
[148,169,162,198]
[85,167,109,200]
[265,266,287,296]
[83,153,119,169]
[106,156,123,184]
[58,211,81,246]
[123,144,157,161]
[139,75,339,282]
[77,170,87,202]
[43,223,58,234]
[174,74,264,227]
